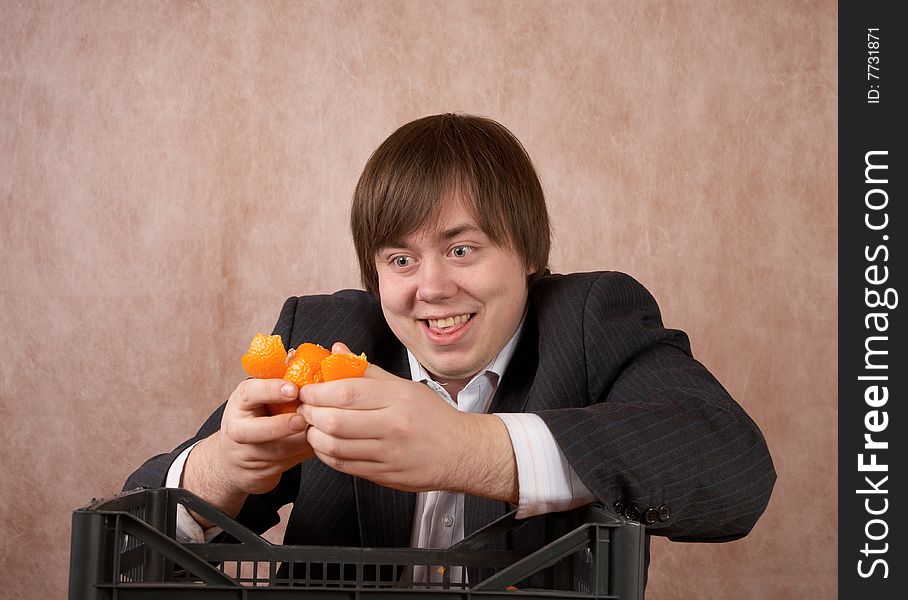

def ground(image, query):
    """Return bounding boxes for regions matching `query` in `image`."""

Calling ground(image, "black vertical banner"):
[839,1,905,598]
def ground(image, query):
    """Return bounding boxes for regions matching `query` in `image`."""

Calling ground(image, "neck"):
[434,378,470,399]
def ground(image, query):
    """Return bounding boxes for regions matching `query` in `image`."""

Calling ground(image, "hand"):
[299,343,518,501]
[182,378,316,521]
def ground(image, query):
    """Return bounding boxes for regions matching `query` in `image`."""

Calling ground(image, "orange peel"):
[320,352,369,381]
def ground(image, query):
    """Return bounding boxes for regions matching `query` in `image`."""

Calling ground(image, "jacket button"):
[658,505,671,521]
[644,508,659,525]
[613,501,625,515]
[624,504,640,521]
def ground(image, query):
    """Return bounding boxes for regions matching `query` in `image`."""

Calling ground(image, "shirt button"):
[442,514,454,527]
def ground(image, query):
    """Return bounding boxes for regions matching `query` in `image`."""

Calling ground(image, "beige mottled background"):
[0,1,836,598]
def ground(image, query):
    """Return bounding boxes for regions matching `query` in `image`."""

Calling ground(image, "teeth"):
[428,314,471,329]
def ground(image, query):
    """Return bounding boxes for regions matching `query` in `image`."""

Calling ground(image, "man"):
[126,113,776,587]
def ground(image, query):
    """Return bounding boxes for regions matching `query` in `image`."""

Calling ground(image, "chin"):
[425,357,486,382]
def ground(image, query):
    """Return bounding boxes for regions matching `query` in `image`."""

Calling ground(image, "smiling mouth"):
[425,313,473,332]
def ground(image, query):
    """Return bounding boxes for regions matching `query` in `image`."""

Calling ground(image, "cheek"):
[485,260,529,300]
[377,277,412,316]
[488,266,529,319]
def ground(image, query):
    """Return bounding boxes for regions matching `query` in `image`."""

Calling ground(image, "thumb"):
[331,341,353,354]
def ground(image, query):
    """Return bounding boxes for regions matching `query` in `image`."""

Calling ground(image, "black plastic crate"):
[69,488,644,599]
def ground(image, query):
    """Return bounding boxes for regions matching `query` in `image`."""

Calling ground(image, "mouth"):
[425,313,473,331]
[420,313,475,342]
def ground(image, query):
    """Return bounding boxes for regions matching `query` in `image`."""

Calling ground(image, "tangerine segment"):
[241,334,288,379]
[283,342,330,388]
[320,352,369,381]
[283,355,324,388]
[290,342,331,366]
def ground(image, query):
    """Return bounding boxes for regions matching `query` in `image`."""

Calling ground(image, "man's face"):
[376,200,531,386]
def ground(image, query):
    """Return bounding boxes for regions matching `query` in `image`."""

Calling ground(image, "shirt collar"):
[407,311,526,390]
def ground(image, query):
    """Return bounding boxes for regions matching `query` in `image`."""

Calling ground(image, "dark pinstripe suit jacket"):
[125,271,776,580]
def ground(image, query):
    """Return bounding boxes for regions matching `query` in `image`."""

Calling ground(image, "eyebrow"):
[439,223,484,240]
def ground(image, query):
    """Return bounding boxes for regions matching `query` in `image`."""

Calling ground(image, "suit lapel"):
[487,307,539,415]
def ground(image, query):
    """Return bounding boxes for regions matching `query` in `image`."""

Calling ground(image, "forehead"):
[385,200,487,249]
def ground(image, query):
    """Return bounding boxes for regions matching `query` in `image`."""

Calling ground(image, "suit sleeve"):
[122,297,304,535]
[535,273,776,542]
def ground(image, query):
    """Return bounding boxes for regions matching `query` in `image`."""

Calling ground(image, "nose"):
[415,258,458,303]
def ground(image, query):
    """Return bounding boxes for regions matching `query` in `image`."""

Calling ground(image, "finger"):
[312,449,386,479]
[235,379,299,412]
[244,430,314,463]
[226,412,307,444]
[300,405,383,440]
[299,379,389,409]
[307,427,383,463]
[362,362,398,381]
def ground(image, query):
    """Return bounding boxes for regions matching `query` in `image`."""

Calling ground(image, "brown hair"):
[351,113,551,296]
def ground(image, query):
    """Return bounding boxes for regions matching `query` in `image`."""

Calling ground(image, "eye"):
[451,245,475,258]
[392,255,413,268]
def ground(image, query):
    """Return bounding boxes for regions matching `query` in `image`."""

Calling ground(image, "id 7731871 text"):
[867,28,880,104]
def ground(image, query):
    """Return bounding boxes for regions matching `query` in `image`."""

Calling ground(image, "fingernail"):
[281,383,296,398]
[288,415,306,432]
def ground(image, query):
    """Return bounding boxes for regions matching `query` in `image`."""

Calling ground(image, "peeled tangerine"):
[240,334,287,379]
[241,335,368,416]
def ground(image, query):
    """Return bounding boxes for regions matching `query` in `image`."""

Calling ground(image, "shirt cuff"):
[166,442,223,543]
[494,413,597,520]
